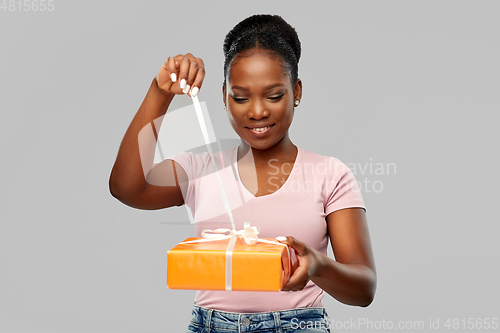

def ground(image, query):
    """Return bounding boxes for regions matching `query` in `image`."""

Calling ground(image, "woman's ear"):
[222,84,227,110]
[294,79,303,102]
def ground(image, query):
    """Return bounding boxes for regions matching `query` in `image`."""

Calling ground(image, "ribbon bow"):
[200,222,260,245]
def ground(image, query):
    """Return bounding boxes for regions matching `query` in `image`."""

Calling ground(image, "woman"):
[109,14,376,333]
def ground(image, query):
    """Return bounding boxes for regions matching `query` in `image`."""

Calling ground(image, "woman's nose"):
[247,101,269,120]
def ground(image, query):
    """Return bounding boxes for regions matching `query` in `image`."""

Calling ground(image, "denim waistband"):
[188,304,330,332]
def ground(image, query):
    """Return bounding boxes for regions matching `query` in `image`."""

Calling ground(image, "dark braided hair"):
[223,14,301,85]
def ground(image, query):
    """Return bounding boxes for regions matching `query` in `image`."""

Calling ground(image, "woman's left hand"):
[278,236,325,291]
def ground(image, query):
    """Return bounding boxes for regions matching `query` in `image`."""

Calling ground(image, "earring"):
[224,105,227,111]
[294,100,300,107]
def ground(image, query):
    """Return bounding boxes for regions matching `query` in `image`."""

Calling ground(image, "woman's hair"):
[223,14,301,85]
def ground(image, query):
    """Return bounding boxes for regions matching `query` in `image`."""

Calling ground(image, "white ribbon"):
[191,95,237,290]
[192,95,236,231]
[180,222,291,291]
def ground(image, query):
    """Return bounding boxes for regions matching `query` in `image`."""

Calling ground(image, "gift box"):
[167,236,291,291]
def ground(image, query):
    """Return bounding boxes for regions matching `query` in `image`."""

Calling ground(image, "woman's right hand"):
[110,54,203,210]
[156,53,205,97]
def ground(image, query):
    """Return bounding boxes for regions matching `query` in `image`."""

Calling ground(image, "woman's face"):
[223,49,301,151]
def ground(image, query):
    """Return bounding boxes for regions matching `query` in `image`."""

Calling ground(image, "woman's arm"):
[109,54,205,210]
[280,207,376,307]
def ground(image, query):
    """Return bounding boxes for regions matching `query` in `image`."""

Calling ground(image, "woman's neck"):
[237,134,297,165]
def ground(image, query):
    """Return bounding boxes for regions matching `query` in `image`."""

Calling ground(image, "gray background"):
[1,0,499,332]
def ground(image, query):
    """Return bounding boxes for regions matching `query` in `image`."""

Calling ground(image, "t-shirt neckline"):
[233,146,302,199]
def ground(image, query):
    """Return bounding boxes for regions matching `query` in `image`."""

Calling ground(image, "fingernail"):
[182,84,190,94]
[180,79,186,89]
[191,86,199,97]
[276,236,287,242]
[170,73,177,82]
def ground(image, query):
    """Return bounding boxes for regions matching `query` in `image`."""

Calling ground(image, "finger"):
[177,56,191,93]
[166,57,178,83]
[188,63,205,97]
[182,60,199,94]
[183,52,196,61]
[291,281,308,291]
[291,258,300,272]
[282,265,309,291]
[281,260,300,291]
[277,236,307,256]
[186,60,199,84]
[181,53,198,94]
[157,58,174,91]
[286,281,308,291]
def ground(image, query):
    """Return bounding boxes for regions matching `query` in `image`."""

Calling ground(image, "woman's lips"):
[247,124,274,136]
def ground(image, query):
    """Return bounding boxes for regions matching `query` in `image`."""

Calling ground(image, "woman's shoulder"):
[297,147,349,168]
[296,147,354,182]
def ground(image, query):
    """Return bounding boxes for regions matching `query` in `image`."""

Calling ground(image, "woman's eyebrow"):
[232,85,248,91]
[232,83,285,92]
[263,83,285,91]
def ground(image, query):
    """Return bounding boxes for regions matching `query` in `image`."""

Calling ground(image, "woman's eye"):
[232,96,248,103]
[268,94,285,101]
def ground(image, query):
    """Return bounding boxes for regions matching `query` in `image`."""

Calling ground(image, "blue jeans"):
[186,305,331,333]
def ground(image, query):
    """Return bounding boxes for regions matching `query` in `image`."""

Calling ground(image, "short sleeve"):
[324,157,365,216]
[167,151,210,210]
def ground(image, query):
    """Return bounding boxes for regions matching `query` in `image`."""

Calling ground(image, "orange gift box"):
[167,237,291,291]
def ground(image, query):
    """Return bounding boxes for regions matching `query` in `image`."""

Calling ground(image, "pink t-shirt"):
[169,146,365,313]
